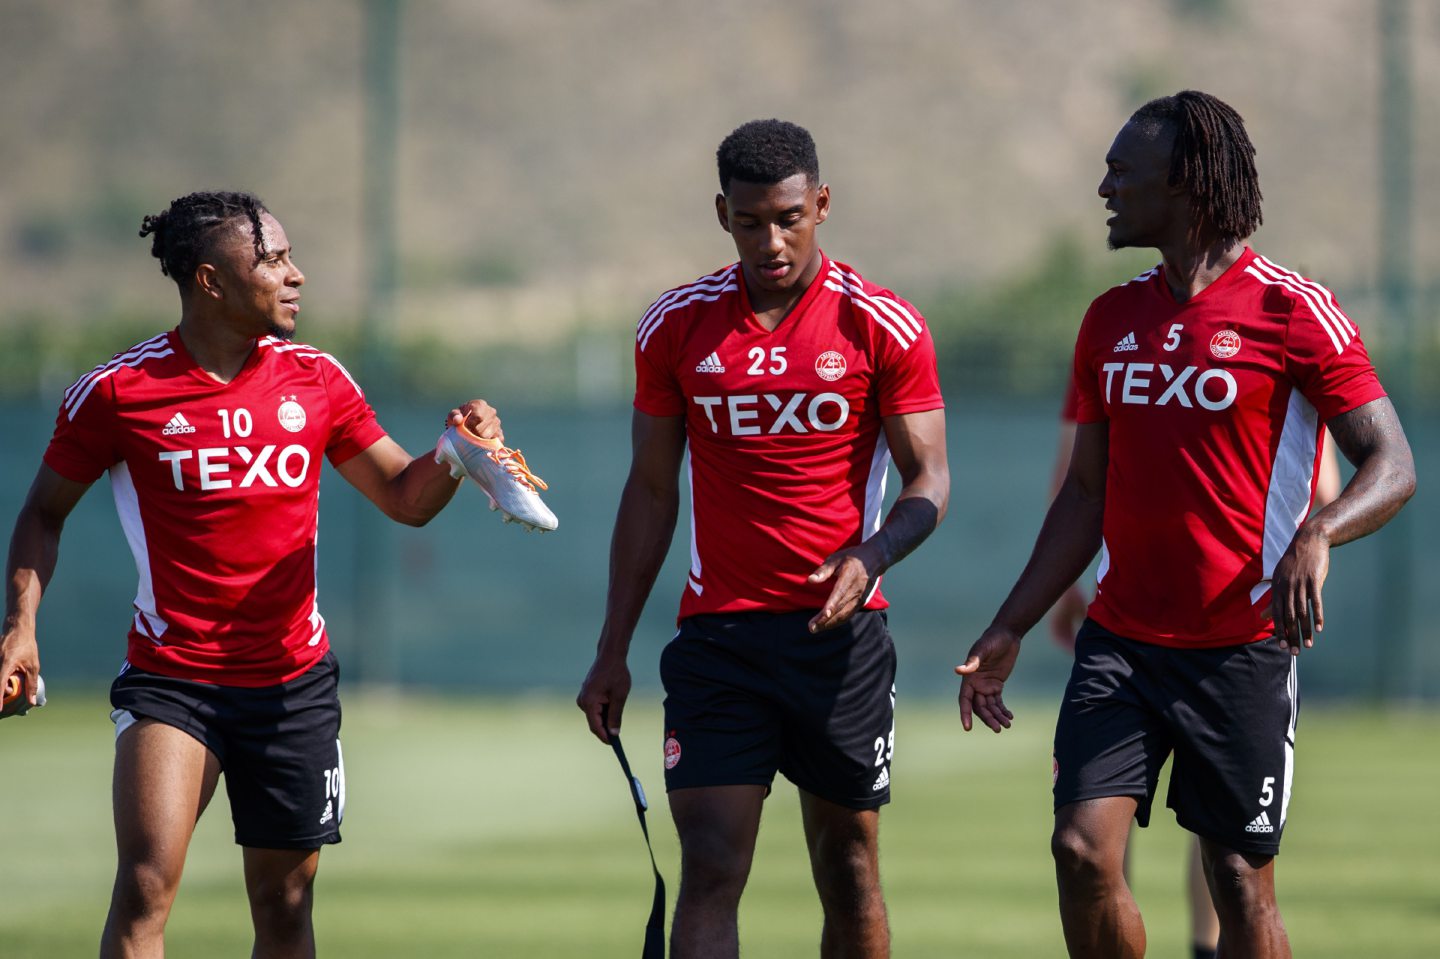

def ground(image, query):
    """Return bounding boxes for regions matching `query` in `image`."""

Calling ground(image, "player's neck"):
[1158,237,1246,304]
[177,310,258,383]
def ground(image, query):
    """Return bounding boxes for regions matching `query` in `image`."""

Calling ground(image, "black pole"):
[1375,0,1415,702]
[353,0,402,684]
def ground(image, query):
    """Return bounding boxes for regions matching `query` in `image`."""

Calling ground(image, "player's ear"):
[715,193,732,234]
[814,183,831,225]
[193,262,224,301]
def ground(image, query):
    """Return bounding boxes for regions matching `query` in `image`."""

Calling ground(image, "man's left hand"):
[1267,526,1330,655]
[807,545,882,633]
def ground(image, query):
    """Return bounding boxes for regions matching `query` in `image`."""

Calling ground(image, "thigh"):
[778,610,897,811]
[1053,796,1140,870]
[660,617,782,793]
[798,789,881,874]
[222,653,345,850]
[1165,641,1298,857]
[112,718,222,874]
[1053,622,1172,827]
[669,784,767,874]
[243,846,322,898]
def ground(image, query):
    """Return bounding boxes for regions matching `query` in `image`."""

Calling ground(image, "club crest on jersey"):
[664,735,682,770]
[815,350,847,382]
[277,396,307,433]
[1210,330,1242,359]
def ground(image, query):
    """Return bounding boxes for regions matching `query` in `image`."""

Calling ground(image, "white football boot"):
[436,422,558,532]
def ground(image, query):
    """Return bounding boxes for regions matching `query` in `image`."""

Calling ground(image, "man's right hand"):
[955,627,1022,733]
[0,625,42,710]
[576,655,632,744]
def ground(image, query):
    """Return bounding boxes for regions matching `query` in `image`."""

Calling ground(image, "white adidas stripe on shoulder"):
[1252,256,1357,336]
[1122,266,1161,286]
[64,332,170,405]
[1244,256,1355,354]
[637,266,739,351]
[64,332,175,420]
[823,266,923,350]
[260,338,366,395]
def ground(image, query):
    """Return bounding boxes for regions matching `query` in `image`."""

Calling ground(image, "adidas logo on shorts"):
[695,352,726,373]
[1112,332,1139,353]
[1244,810,1274,834]
[162,412,197,436]
[871,767,890,792]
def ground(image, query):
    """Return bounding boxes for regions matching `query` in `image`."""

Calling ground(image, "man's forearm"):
[595,481,680,659]
[990,481,1104,637]
[867,487,946,573]
[3,507,61,639]
[1308,399,1416,548]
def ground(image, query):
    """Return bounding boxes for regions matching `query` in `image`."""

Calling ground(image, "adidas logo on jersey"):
[695,352,726,374]
[1112,332,1139,353]
[161,412,197,436]
[1244,810,1274,834]
[872,767,890,792]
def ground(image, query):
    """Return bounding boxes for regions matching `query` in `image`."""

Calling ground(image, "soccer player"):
[1048,383,1341,959]
[0,191,523,958]
[577,120,949,958]
[957,92,1415,958]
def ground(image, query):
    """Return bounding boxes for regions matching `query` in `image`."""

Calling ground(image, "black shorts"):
[110,652,345,850]
[659,609,896,810]
[1053,620,1298,856]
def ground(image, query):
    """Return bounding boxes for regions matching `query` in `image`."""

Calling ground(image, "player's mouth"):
[281,297,301,315]
[757,261,790,281]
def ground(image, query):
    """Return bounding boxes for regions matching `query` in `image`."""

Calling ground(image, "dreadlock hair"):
[138,191,268,289]
[1130,91,1263,243]
[716,119,820,194]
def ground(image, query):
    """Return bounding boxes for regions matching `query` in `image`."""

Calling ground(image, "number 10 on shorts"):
[319,741,345,827]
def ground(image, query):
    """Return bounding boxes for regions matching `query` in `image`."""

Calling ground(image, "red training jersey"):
[634,253,944,621]
[44,330,386,685]
[1072,248,1385,647]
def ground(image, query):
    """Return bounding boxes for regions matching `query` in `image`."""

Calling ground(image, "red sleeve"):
[321,357,387,465]
[1071,303,1107,424]
[633,322,685,418]
[42,375,120,483]
[1284,293,1386,421]
[871,292,944,416]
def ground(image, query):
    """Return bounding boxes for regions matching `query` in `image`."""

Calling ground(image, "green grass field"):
[2,691,1437,958]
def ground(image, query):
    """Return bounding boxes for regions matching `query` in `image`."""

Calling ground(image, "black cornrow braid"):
[1133,91,1263,243]
[137,191,268,288]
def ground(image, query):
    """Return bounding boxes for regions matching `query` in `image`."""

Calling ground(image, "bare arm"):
[806,408,949,633]
[1313,429,1341,509]
[956,420,1109,732]
[576,410,687,743]
[2,465,92,706]
[334,399,502,527]
[1269,396,1415,652]
[1046,420,1088,650]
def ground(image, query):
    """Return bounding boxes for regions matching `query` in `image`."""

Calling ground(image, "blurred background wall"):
[2,0,1436,700]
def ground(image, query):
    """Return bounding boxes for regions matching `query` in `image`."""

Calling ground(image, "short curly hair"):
[138,191,268,289]
[716,119,820,194]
